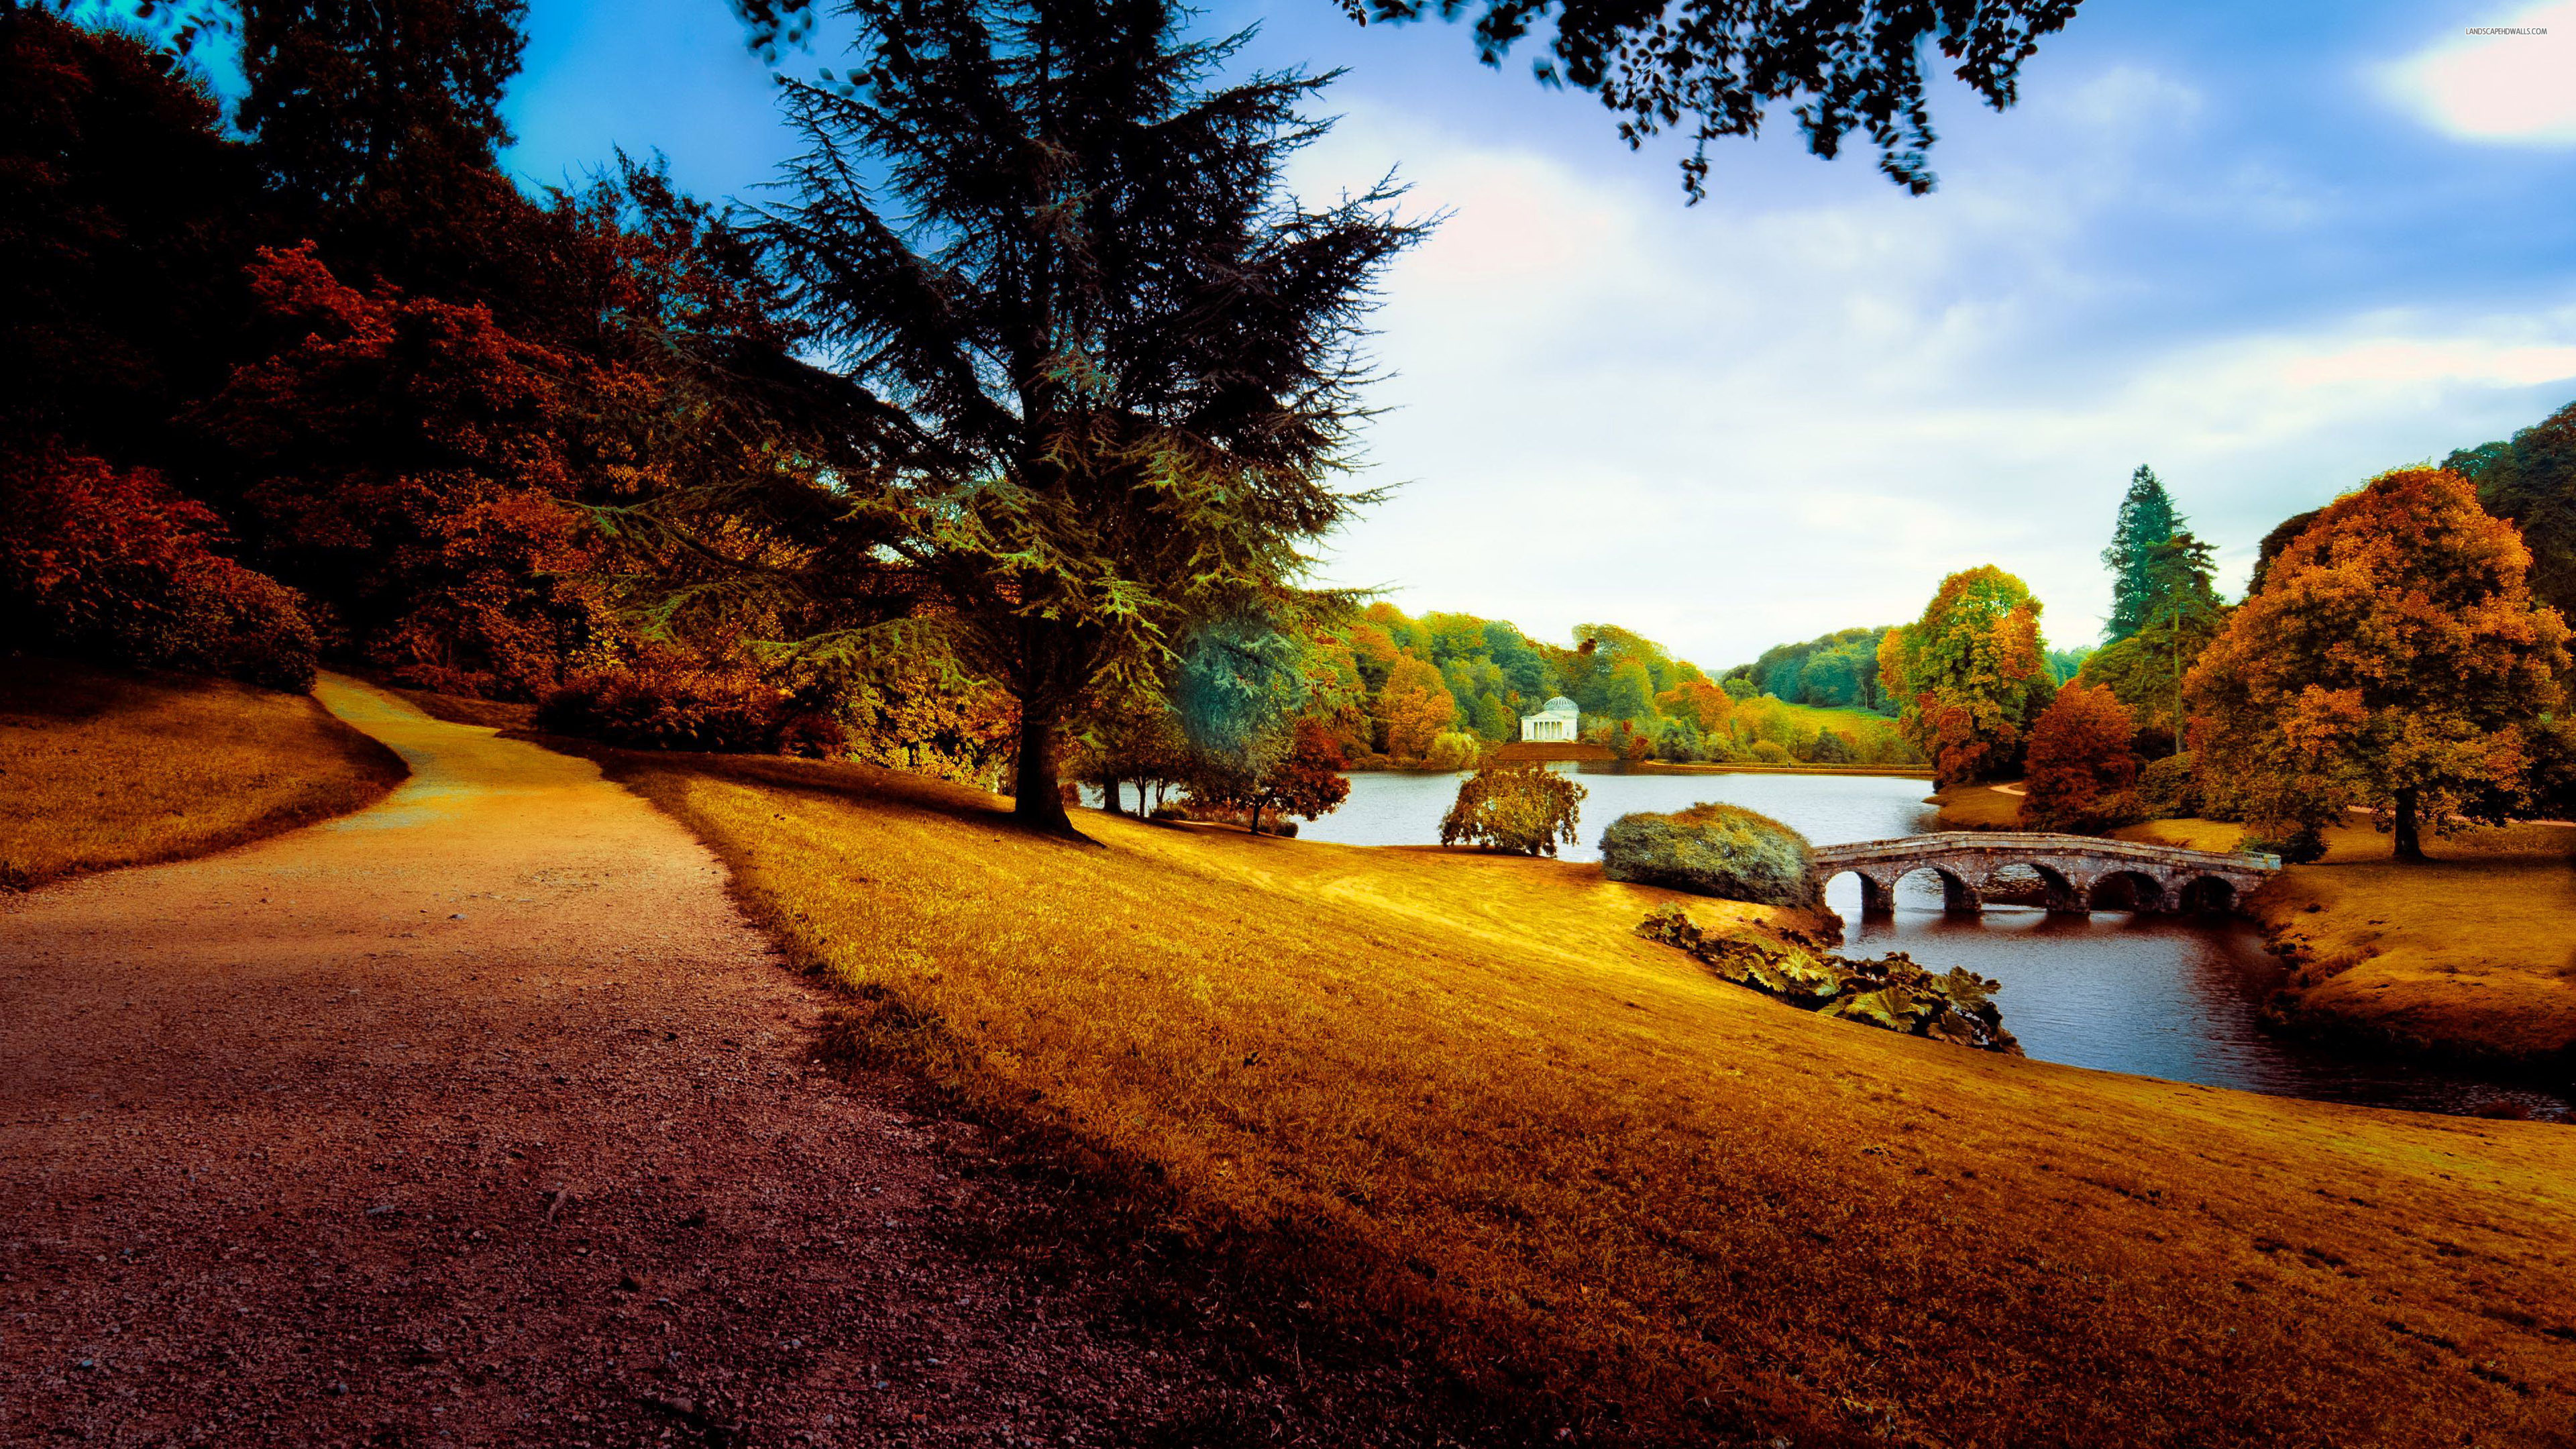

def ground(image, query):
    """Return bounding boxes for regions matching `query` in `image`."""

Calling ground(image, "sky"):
[499,0,2576,669]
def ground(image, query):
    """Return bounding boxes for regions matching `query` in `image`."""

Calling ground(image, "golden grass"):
[604,751,2576,1448]
[1927,781,2025,830]
[0,657,405,890]
[2246,821,2576,1063]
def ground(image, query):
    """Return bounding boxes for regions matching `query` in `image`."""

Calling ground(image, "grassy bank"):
[2249,822,2574,1065]
[602,748,2576,1448]
[1927,780,2025,830]
[0,657,405,890]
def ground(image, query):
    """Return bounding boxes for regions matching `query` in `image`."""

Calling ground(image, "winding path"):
[0,677,1381,1445]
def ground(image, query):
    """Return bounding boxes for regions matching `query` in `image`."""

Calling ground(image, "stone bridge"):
[1809,832,2282,917]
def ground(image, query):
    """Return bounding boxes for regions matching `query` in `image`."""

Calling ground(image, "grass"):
[601,748,2576,1449]
[1927,780,2025,830]
[2243,821,2576,1064]
[0,657,405,890]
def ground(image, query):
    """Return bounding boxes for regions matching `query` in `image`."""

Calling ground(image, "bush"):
[2243,823,2325,864]
[1422,729,1483,771]
[1750,740,1792,763]
[1599,802,1819,907]
[1,445,319,690]
[2135,751,2203,819]
[539,660,792,752]
[1637,906,2020,1053]
[1439,763,1585,856]
[2023,681,2143,834]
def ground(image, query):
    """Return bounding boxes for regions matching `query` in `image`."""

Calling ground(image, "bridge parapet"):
[1809,831,2280,917]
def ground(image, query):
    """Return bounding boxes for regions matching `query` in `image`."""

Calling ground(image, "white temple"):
[1519,696,1580,742]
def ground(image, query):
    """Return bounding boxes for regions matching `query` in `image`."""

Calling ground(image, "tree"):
[1439,762,1583,856]
[744,0,1423,836]
[2245,507,2322,598]
[2078,530,2225,749]
[2186,468,2571,859]
[1189,716,1350,835]
[2101,464,2180,643]
[1375,655,1457,759]
[2021,681,2141,834]
[1603,657,1656,720]
[733,0,2085,201]
[2445,397,2576,623]
[1880,565,2054,787]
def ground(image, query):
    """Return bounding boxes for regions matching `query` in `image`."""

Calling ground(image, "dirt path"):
[0,678,1416,1447]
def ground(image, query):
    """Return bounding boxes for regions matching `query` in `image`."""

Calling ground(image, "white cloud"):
[1291,91,2576,667]
[2385,1,2576,144]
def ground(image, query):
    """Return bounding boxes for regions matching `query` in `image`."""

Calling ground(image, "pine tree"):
[2101,464,2180,643]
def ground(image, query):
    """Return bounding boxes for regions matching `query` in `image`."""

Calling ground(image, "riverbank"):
[1928,780,2026,830]
[0,657,405,890]
[599,746,2576,1448]
[2122,818,2576,1069]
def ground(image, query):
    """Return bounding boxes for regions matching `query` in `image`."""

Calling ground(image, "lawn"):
[0,657,405,891]
[602,748,2576,1449]
[1927,780,2025,830]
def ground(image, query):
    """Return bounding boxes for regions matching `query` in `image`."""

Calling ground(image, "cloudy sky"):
[502,0,2576,669]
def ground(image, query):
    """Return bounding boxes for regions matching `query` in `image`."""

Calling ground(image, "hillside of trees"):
[1317,605,1923,769]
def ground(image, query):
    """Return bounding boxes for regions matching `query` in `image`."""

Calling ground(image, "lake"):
[1211,765,2573,1121]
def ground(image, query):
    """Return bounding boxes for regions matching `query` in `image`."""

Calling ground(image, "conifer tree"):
[2100,464,2180,643]
[745,0,1424,835]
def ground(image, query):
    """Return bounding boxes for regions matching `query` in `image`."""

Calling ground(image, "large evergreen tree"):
[2100,464,2180,643]
[747,0,1422,835]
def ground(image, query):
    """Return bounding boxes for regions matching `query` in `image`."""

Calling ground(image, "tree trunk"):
[1098,765,1122,816]
[2393,787,2424,861]
[1011,694,1080,837]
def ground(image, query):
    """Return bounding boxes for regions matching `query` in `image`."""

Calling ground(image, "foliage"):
[2101,464,2180,643]
[735,0,1424,835]
[1741,625,1895,712]
[1,443,317,689]
[197,242,617,696]
[2444,396,2576,623]
[1438,762,1584,856]
[1599,802,1817,906]
[2246,507,2322,599]
[2186,468,2571,859]
[2135,750,2203,820]
[1880,564,2055,786]
[2021,681,2143,834]
[537,654,802,753]
[1635,906,2019,1052]
[1185,716,1351,835]
[1422,729,1484,771]
[1171,609,1311,783]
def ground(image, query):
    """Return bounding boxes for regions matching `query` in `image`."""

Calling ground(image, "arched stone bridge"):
[1810,832,2282,917]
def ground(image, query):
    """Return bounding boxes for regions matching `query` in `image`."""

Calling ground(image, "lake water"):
[1240,766,2573,1121]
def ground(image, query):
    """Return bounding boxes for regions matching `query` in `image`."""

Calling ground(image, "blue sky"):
[500,0,2576,668]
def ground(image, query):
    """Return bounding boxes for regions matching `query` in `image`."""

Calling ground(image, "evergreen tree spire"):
[2102,464,2181,643]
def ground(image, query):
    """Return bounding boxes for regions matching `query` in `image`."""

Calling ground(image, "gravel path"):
[1,678,1428,1448]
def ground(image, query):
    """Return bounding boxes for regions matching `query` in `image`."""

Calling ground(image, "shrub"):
[2135,751,2203,819]
[1422,729,1483,771]
[1750,740,1792,764]
[0,445,319,690]
[539,660,792,752]
[1599,802,1819,907]
[1637,906,2020,1053]
[2243,823,2325,864]
[1439,763,1585,856]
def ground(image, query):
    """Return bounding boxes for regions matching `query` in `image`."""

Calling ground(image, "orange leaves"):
[1887,566,2055,787]
[2022,682,2141,833]
[2188,468,2572,845]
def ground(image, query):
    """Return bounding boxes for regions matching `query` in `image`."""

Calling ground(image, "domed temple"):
[1519,696,1580,743]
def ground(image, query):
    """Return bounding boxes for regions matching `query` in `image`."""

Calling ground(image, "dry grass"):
[1927,780,2025,830]
[0,657,405,891]
[604,751,2576,1448]
[2246,821,2576,1063]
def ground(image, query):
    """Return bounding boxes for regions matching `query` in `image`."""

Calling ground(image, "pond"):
[1252,766,2573,1122]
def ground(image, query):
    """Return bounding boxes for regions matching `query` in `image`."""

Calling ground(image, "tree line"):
[1883,445,2575,861]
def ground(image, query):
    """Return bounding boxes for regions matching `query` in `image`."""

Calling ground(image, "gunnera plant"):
[1636,906,2021,1054]
[1599,802,1819,907]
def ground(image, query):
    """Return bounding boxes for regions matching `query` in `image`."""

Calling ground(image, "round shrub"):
[1440,763,1585,856]
[1750,740,1792,763]
[1421,729,1483,771]
[1599,802,1819,907]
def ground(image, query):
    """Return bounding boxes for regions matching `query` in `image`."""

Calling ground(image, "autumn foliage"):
[2021,681,2143,833]
[1439,763,1585,856]
[2187,468,2571,857]
[1881,565,2055,787]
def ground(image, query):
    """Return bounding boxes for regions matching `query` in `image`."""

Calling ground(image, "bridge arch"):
[2177,875,2237,914]
[1982,861,2084,913]
[1821,868,1898,917]
[1894,864,1982,914]
[2086,869,2167,913]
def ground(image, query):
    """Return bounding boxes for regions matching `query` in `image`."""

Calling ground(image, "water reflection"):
[1272,766,2573,1121]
